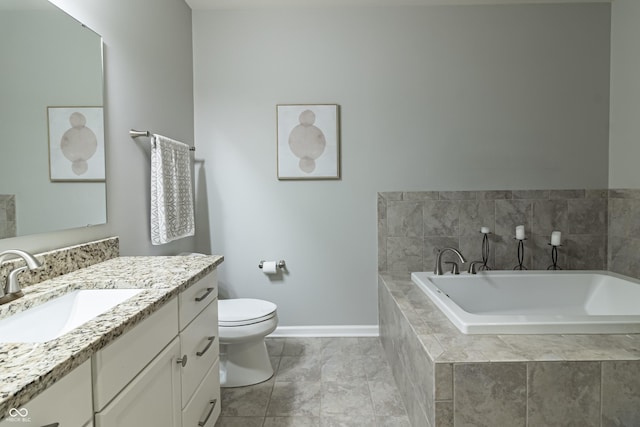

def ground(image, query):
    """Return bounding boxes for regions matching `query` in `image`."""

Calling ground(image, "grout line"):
[599,361,603,427]
[525,361,529,427]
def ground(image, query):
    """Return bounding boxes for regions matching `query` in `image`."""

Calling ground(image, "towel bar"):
[130,129,195,151]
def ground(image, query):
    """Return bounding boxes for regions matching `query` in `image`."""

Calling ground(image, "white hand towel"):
[150,134,195,245]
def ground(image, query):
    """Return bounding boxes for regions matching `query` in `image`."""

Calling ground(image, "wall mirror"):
[0,0,106,239]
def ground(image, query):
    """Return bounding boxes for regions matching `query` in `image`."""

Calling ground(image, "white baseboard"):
[270,325,379,338]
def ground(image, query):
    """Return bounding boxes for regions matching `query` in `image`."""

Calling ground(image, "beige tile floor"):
[215,337,411,427]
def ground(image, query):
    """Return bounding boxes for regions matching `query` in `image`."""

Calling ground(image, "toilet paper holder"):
[258,260,286,270]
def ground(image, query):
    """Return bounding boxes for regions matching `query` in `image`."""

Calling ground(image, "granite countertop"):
[379,272,640,364]
[0,255,224,419]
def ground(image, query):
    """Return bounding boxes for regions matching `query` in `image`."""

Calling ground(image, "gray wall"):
[1,1,628,330]
[609,0,640,188]
[0,0,197,256]
[192,3,611,327]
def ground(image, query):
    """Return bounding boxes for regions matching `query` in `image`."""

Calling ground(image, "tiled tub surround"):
[379,272,640,427]
[0,254,224,420]
[378,189,609,273]
[378,189,640,426]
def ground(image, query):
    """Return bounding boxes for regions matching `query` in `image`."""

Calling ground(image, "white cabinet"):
[0,360,92,427]
[7,270,221,427]
[94,338,182,427]
[93,269,220,427]
[92,298,179,412]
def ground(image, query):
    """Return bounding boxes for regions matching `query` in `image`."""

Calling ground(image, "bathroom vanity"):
[0,252,223,426]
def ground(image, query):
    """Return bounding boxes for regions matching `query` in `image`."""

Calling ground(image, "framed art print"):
[276,104,340,180]
[47,106,105,182]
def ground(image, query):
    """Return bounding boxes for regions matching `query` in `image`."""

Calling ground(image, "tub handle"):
[444,261,459,275]
[467,261,483,274]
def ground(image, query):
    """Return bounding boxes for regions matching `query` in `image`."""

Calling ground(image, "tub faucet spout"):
[434,248,466,275]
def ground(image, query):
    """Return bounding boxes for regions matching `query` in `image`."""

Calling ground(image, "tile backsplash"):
[0,195,16,239]
[0,237,119,289]
[379,189,640,279]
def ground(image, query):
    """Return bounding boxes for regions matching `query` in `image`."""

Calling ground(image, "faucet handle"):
[444,261,460,275]
[6,265,28,294]
[467,261,483,274]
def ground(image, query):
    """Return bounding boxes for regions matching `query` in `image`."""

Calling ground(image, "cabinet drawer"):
[95,337,181,427]
[92,297,179,411]
[181,299,219,405]
[179,270,217,329]
[0,360,92,426]
[182,359,221,427]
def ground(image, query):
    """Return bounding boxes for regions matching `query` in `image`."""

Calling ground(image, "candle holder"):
[547,244,563,270]
[513,238,528,270]
[480,231,492,271]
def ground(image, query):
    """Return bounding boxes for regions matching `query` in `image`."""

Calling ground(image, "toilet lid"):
[218,298,277,326]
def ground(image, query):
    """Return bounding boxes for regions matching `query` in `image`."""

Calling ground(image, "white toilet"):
[218,298,278,388]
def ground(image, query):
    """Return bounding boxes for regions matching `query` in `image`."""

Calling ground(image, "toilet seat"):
[219,298,277,327]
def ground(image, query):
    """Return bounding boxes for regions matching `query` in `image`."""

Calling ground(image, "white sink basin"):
[0,288,144,343]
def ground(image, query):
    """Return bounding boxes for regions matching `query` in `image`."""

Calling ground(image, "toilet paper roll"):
[262,261,278,274]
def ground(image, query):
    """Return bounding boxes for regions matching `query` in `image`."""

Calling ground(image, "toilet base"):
[219,339,274,387]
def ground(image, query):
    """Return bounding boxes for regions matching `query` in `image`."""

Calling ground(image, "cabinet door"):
[0,360,92,427]
[92,298,178,412]
[94,337,181,427]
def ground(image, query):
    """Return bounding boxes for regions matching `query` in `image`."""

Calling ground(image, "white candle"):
[515,225,525,240]
[481,226,490,234]
[551,231,562,246]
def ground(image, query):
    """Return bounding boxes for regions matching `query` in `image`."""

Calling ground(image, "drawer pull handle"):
[197,399,217,426]
[177,355,188,367]
[196,336,216,357]
[41,424,59,427]
[195,287,215,302]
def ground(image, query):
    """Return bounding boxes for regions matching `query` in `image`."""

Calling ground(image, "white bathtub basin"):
[0,288,143,343]
[411,270,640,334]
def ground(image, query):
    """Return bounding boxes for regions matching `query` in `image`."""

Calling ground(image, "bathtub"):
[410,270,640,334]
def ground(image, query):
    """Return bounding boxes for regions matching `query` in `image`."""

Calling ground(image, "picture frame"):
[276,104,340,180]
[47,106,105,182]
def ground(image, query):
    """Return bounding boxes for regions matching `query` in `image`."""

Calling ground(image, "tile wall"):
[379,188,640,278]
[0,195,16,239]
[608,189,640,278]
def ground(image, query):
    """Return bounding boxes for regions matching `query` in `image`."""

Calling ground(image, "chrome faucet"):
[434,248,466,275]
[0,249,43,305]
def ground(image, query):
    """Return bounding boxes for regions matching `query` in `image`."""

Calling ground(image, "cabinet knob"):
[176,355,188,367]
